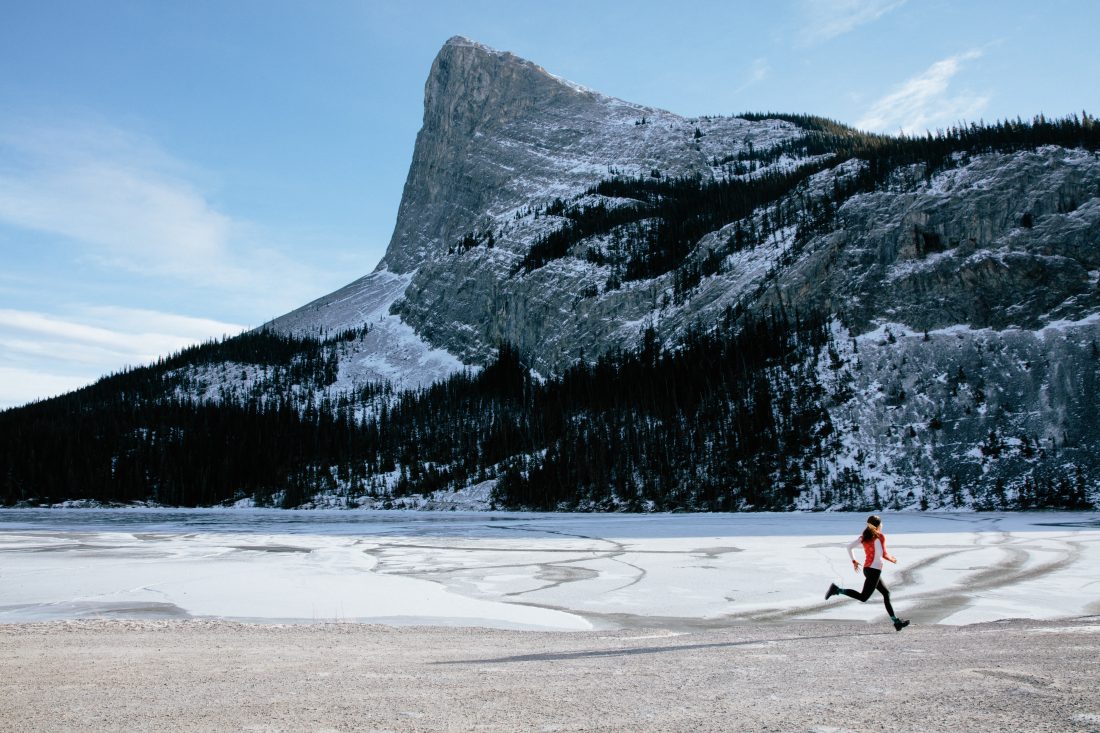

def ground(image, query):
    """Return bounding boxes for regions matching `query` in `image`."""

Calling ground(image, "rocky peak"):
[378,39,633,274]
[425,37,596,137]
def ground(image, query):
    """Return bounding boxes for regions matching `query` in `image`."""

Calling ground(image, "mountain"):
[2,37,1099,511]
[267,37,813,382]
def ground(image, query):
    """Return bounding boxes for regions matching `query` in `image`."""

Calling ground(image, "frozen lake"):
[1,509,1098,630]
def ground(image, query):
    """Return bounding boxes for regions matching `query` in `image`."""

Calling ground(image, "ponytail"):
[861,514,882,542]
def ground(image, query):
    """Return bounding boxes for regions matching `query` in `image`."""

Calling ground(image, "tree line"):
[1,309,1093,511]
[1,311,834,510]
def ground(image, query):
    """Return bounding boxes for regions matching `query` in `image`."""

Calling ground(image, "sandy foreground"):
[2,617,1099,733]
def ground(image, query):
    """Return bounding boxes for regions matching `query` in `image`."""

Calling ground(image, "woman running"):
[825,514,910,631]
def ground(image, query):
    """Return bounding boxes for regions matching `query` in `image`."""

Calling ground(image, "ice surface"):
[1,510,1096,630]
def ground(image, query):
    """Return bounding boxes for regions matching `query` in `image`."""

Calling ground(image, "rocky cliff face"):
[777,147,1100,332]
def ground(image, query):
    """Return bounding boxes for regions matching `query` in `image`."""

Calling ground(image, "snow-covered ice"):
[0,510,1096,630]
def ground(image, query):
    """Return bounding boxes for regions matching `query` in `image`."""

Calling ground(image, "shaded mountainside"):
[2,312,838,510]
[2,37,1099,510]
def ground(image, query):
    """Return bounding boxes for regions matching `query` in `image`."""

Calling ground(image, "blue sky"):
[1,0,1097,408]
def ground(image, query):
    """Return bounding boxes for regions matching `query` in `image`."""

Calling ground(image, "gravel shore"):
[2,616,1099,732]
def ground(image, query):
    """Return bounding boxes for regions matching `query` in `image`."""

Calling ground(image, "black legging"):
[841,567,895,618]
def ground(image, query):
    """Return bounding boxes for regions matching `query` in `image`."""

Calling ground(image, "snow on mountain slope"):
[266,270,467,389]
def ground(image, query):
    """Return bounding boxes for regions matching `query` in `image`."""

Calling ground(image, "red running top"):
[847,532,896,570]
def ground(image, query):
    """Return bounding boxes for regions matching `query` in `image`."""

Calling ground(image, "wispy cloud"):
[0,306,246,408]
[0,119,344,307]
[0,307,243,361]
[797,0,905,45]
[0,367,92,409]
[855,50,989,134]
[0,122,238,284]
[735,58,771,93]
